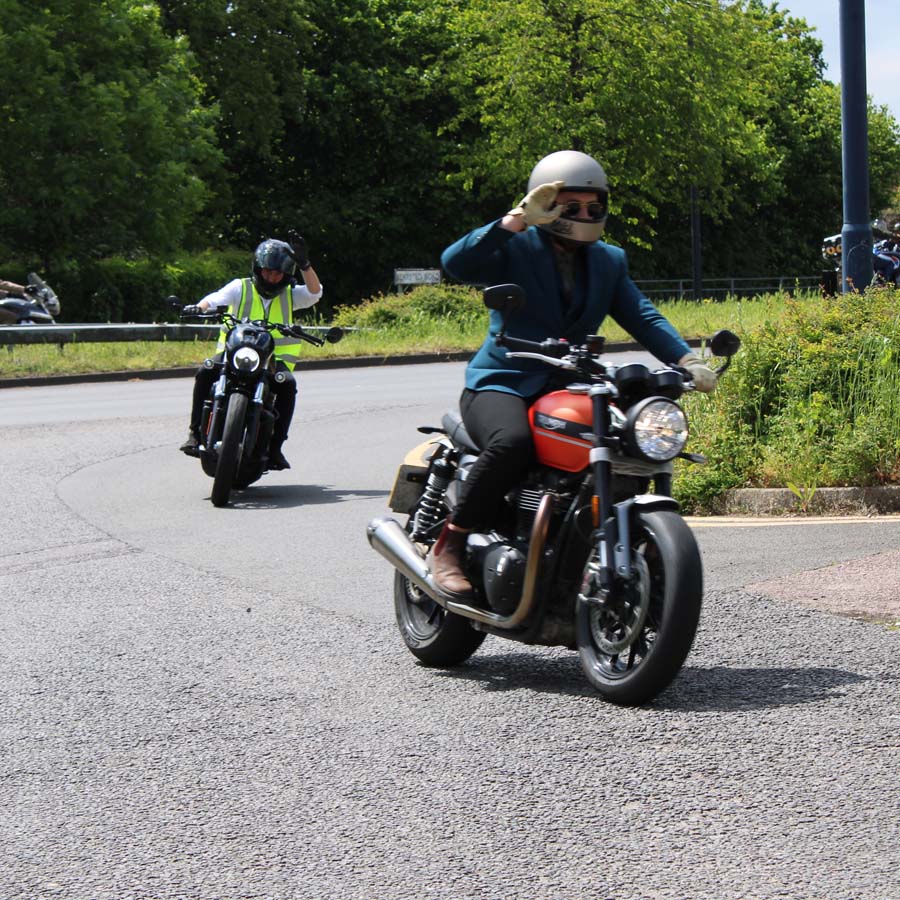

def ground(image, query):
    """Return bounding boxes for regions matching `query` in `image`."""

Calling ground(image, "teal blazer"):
[441,220,691,398]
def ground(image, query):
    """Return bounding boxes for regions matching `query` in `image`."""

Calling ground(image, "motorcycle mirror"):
[709,329,741,358]
[325,326,344,344]
[165,295,181,309]
[482,283,525,315]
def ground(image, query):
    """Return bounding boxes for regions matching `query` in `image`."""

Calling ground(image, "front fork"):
[205,372,265,452]
[587,386,677,590]
[205,370,229,448]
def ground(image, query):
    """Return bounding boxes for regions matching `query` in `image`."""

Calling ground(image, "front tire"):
[576,510,702,705]
[394,570,485,666]
[211,393,248,507]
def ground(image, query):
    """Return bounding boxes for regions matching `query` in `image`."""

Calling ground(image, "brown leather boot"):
[427,523,474,599]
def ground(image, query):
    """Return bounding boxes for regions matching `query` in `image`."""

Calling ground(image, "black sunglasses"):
[560,199,608,221]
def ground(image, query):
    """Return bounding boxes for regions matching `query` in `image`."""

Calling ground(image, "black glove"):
[182,304,203,316]
[287,230,310,270]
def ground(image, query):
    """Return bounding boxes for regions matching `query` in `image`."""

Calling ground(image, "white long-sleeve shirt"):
[201,278,322,312]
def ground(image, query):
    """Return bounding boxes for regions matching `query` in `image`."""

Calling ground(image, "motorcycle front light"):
[626,398,688,462]
[231,347,260,373]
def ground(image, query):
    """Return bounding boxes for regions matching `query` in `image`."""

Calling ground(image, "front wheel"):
[211,393,248,507]
[576,510,702,705]
[394,570,485,666]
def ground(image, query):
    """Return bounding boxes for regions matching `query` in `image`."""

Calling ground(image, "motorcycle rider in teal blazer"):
[443,215,693,398]
[428,150,717,601]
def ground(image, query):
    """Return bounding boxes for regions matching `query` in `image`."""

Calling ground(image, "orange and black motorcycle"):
[368,284,739,705]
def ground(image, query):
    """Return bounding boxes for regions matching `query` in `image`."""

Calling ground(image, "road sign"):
[393,268,441,286]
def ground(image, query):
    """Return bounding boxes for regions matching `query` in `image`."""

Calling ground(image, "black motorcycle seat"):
[441,410,481,453]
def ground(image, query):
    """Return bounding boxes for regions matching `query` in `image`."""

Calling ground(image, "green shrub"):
[675,284,900,512]
[332,283,483,329]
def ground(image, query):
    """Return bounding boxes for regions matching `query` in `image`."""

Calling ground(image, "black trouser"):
[452,388,536,531]
[189,356,297,445]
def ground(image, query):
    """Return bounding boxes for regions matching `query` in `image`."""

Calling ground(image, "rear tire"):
[394,570,485,666]
[576,510,702,705]
[211,393,248,507]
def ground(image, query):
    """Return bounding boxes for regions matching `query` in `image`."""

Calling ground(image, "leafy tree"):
[436,1,781,248]
[0,0,223,269]
[430,0,900,280]
[159,0,460,308]
[669,1,900,279]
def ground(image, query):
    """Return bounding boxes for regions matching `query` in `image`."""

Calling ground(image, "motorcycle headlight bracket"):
[624,397,688,462]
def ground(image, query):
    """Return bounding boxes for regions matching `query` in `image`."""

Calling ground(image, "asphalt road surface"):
[1,362,898,900]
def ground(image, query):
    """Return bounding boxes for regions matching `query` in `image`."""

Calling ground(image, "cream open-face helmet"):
[528,150,609,245]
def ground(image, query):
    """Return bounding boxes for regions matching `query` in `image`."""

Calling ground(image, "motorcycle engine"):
[480,541,527,616]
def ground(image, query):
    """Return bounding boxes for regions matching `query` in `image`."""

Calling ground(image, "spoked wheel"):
[576,510,702,705]
[394,569,485,666]
[211,393,248,507]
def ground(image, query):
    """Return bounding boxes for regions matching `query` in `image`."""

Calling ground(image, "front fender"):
[609,494,680,578]
[627,493,680,515]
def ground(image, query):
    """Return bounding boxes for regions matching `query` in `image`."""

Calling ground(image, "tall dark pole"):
[840,0,873,293]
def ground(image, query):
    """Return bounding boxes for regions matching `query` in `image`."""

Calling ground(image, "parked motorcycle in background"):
[169,297,343,507]
[821,221,900,291]
[368,283,741,705]
[0,273,60,325]
[873,238,900,286]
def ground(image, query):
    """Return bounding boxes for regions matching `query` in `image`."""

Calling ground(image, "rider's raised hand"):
[287,230,310,270]
[678,352,718,393]
[507,180,566,227]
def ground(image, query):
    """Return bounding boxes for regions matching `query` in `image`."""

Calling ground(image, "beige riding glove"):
[678,352,718,393]
[507,180,566,226]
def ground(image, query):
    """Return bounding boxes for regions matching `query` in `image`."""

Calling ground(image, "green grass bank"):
[0,284,812,377]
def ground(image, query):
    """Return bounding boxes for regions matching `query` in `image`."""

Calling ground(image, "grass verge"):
[0,286,817,378]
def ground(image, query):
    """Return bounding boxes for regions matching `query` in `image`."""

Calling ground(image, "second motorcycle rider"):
[434,149,717,599]
[179,235,323,470]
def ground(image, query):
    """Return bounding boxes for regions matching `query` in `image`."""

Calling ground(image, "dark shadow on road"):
[222,484,389,510]
[433,652,594,698]
[434,652,874,710]
[654,665,874,712]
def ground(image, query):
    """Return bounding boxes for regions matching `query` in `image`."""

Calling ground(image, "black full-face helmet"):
[528,150,610,245]
[251,239,296,298]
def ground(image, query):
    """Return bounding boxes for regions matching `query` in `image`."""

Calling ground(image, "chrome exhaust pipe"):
[366,516,438,596]
[367,492,553,630]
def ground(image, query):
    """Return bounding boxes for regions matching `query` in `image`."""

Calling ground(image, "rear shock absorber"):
[410,454,455,541]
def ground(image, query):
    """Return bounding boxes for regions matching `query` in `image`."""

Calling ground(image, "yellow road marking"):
[687,515,900,528]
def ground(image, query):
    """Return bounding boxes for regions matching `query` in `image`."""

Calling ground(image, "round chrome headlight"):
[626,397,688,462]
[231,347,260,373]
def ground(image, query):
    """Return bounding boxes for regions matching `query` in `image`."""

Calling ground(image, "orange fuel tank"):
[529,390,593,473]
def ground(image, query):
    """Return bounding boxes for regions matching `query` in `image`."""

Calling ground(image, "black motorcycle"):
[174,301,343,507]
[0,273,60,325]
[368,283,740,705]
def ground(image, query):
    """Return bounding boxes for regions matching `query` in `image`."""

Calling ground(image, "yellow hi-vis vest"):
[215,278,303,369]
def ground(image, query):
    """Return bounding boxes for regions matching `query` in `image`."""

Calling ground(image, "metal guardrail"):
[0,323,341,347]
[635,275,821,300]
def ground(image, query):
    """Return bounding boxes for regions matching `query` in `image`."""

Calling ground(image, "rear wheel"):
[211,393,248,507]
[576,510,702,705]
[394,569,485,666]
